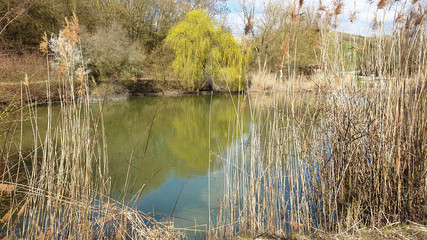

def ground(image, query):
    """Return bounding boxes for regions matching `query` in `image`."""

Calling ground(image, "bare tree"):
[0,0,35,36]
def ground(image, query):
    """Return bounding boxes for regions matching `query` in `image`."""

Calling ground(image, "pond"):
[103,93,314,232]
[12,92,314,237]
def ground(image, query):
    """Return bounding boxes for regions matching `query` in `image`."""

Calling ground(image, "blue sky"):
[223,0,403,37]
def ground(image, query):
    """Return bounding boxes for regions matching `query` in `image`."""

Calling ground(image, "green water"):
[103,94,250,230]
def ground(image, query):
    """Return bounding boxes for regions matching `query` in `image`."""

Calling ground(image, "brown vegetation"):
[214,0,427,239]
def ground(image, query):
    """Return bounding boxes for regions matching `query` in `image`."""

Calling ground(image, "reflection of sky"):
[137,168,223,230]
[133,130,251,231]
[224,0,411,37]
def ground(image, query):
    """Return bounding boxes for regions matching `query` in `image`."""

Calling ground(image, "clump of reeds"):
[312,2,427,230]
[214,0,426,238]
[249,71,282,91]
[314,75,426,232]
[214,90,320,238]
[0,13,183,239]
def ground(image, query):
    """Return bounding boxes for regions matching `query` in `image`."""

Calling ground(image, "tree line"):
[1,0,325,91]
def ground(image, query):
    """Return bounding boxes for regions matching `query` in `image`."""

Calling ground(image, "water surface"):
[103,94,250,231]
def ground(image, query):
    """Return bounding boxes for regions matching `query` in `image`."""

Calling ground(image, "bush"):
[81,22,144,83]
[144,45,176,81]
[90,83,129,100]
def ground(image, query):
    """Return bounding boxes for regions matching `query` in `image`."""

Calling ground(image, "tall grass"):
[213,0,426,238]
[0,14,182,239]
[214,90,319,238]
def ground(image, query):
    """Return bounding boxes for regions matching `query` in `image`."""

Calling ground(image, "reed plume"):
[377,0,388,9]
[334,1,344,16]
[349,11,358,23]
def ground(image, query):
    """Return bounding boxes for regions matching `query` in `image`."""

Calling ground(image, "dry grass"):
[1,1,426,239]
[0,49,62,103]
[287,222,427,240]
[248,223,427,240]
[0,183,16,193]
[215,71,426,240]
[0,49,50,83]
[249,71,354,92]
[249,71,283,91]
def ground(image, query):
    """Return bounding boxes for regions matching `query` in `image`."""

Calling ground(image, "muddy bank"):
[0,79,243,104]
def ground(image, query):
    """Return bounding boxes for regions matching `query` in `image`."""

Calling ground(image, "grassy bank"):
[0,48,192,104]
[0,48,245,104]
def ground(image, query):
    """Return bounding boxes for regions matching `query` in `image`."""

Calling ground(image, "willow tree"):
[165,9,250,91]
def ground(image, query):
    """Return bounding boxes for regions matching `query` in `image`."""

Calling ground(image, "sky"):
[222,0,405,37]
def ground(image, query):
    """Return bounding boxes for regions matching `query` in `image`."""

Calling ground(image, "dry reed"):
[213,0,426,238]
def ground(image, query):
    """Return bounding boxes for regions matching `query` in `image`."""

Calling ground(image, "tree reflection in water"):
[103,95,249,199]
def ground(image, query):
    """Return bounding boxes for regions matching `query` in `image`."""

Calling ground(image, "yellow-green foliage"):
[165,9,250,91]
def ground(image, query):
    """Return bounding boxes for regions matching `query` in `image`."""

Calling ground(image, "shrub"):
[81,22,144,83]
[90,82,129,100]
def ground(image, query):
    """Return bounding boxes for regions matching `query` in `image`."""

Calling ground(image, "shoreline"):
[0,88,318,106]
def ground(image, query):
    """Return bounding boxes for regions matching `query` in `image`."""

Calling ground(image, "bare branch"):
[0,0,35,36]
